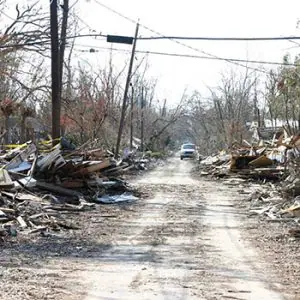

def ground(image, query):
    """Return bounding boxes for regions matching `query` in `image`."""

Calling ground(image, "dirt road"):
[77,158,284,299]
[1,158,289,299]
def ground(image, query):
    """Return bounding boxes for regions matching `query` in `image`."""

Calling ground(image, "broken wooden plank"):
[1,191,42,202]
[0,209,9,222]
[43,205,84,212]
[0,169,14,189]
[17,216,27,228]
[14,177,37,189]
[121,165,135,173]
[71,159,113,176]
[28,213,45,220]
[36,145,62,171]
[249,155,273,167]
[0,207,15,214]
[282,204,300,217]
[60,179,85,189]
[230,155,258,170]
[84,148,106,159]
[26,226,47,234]
[103,164,129,175]
[36,181,82,197]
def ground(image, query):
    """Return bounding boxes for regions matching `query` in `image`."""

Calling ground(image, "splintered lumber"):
[28,213,46,220]
[0,210,9,222]
[1,191,42,202]
[71,159,113,176]
[17,216,27,228]
[230,156,258,170]
[102,164,129,175]
[0,169,14,189]
[15,177,37,188]
[36,146,62,171]
[56,161,76,174]
[0,210,6,217]
[237,168,283,180]
[26,226,47,234]
[0,207,15,214]
[121,165,135,172]
[282,204,300,217]
[84,148,106,158]
[249,155,273,167]
[44,205,84,212]
[83,160,112,173]
[36,181,82,197]
[60,179,85,188]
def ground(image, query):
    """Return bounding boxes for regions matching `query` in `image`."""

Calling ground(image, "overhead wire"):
[92,0,269,73]
[73,44,300,67]
[0,34,107,49]
[0,0,295,72]
[76,14,98,33]
[138,36,300,41]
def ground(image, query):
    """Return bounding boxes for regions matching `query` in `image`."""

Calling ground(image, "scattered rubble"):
[0,139,159,241]
[195,130,300,238]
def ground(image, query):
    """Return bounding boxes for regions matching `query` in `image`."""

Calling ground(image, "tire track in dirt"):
[200,181,284,299]
[79,159,284,299]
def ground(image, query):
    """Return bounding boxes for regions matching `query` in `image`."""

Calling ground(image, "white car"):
[180,143,198,160]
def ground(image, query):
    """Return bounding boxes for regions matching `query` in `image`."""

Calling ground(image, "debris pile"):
[198,146,287,181]
[196,129,300,237]
[0,139,152,239]
[241,179,300,233]
[196,151,231,177]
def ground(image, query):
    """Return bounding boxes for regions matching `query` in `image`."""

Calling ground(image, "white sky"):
[10,0,300,104]
[73,0,300,103]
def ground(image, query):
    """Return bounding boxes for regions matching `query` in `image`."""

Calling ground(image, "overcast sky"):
[13,0,300,103]
[72,0,300,103]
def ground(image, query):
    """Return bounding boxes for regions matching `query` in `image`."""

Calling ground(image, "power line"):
[141,51,293,67]
[139,36,300,41]
[66,7,300,43]
[73,44,298,67]
[137,26,270,74]
[0,0,295,73]
[0,33,106,49]
[92,0,267,73]
[76,14,98,33]
[93,0,138,25]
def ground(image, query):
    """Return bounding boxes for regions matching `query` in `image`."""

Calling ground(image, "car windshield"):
[182,144,195,149]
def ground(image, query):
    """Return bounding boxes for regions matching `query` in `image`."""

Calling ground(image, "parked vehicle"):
[180,143,198,160]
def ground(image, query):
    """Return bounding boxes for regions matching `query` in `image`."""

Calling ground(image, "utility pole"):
[115,23,139,157]
[130,84,134,151]
[59,0,69,97]
[140,86,144,152]
[50,0,61,145]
